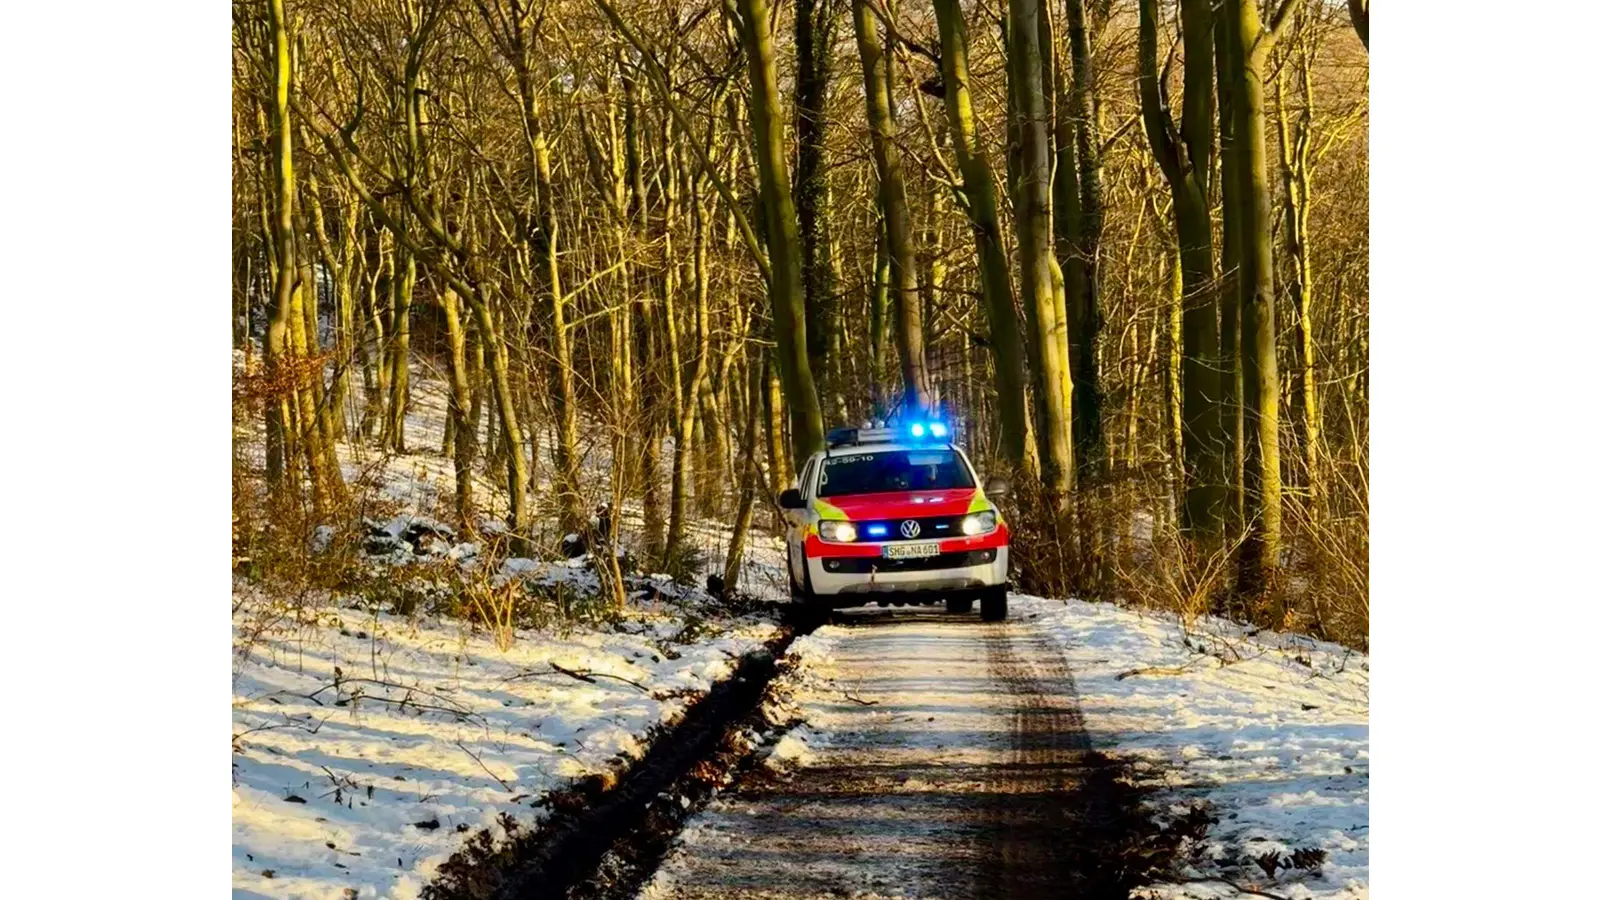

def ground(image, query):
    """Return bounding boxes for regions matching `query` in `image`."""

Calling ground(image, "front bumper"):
[805,543,1009,598]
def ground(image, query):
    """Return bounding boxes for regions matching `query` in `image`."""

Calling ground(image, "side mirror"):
[778,488,805,510]
[983,476,1011,499]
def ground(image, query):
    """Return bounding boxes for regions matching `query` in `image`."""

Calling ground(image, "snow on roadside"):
[1015,595,1369,900]
[231,588,778,900]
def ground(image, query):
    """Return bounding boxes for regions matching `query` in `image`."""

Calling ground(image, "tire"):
[789,570,810,604]
[979,587,1008,622]
[946,596,974,614]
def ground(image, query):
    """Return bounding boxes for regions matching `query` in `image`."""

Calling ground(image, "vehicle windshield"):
[817,450,974,497]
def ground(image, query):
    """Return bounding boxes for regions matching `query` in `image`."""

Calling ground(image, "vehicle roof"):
[814,442,960,459]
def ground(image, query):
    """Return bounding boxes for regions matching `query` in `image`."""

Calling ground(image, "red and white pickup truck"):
[778,422,1012,621]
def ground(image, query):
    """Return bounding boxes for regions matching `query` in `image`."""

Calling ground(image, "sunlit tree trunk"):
[1008,0,1074,503]
[852,0,930,414]
[440,287,475,523]
[1216,0,1246,537]
[723,347,767,591]
[263,0,295,493]
[384,238,414,454]
[1277,38,1320,514]
[736,0,826,464]
[523,69,584,536]
[666,117,720,566]
[1139,0,1226,539]
[931,0,1036,475]
[868,220,891,417]
[1225,0,1300,602]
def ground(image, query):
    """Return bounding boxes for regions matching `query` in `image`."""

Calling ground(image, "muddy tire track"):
[642,609,1172,900]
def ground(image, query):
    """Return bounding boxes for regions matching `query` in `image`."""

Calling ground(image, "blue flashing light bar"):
[865,524,889,538]
[826,419,955,449]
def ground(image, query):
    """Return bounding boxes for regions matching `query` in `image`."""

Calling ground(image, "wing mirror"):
[983,476,1011,499]
[778,488,805,510]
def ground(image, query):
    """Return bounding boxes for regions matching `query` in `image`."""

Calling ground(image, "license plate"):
[883,542,940,560]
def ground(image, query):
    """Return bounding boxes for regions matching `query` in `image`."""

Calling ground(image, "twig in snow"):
[1115,659,1208,680]
[841,688,878,706]
[455,740,516,791]
[300,678,481,721]
[506,663,650,692]
[232,712,331,748]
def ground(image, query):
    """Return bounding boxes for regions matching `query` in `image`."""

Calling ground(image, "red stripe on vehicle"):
[803,535,885,559]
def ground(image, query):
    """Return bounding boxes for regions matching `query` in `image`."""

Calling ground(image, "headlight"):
[960,511,998,536]
[818,520,858,542]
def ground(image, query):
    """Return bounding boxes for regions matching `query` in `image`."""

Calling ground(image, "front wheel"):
[979,587,1008,622]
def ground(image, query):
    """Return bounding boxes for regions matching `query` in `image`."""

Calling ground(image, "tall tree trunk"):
[303,168,354,442]
[666,128,719,567]
[1058,0,1105,486]
[736,0,826,465]
[1277,39,1320,514]
[293,202,344,499]
[868,220,891,417]
[1008,0,1074,503]
[263,0,295,494]
[764,348,792,487]
[518,63,584,537]
[723,349,766,591]
[932,0,1036,476]
[1139,0,1226,539]
[384,236,414,454]
[1165,232,1184,522]
[440,286,476,524]
[362,233,390,440]
[1225,0,1299,603]
[795,0,839,413]
[1216,0,1247,537]
[461,278,532,556]
[852,0,930,414]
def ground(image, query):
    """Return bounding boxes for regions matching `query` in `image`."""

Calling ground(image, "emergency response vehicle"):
[778,420,1013,621]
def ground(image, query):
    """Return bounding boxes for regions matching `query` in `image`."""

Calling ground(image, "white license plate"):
[883,542,940,560]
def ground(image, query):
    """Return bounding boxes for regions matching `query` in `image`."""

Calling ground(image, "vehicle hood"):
[815,488,987,520]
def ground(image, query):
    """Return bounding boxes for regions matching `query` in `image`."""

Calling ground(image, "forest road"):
[640,607,1150,900]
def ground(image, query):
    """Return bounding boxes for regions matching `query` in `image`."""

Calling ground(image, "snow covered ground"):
[1019,595,1369,900]
[232,585,779,900]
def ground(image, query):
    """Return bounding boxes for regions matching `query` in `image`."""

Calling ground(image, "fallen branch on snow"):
[456,740,516,791]
[1115,659,1209,680]
[505,663,651,692]
[300,678,481,720]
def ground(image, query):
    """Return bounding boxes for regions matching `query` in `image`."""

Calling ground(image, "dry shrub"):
[1280,448,1369,649]
[1004,474,1082,599]
[1111,521,1246,629]
[1003,441,1368,650]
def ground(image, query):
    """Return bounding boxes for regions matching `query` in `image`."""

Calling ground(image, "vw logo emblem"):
[899,519,921,539]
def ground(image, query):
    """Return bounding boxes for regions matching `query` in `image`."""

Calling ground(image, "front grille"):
[854,514,966,542]
[819,548,997,574]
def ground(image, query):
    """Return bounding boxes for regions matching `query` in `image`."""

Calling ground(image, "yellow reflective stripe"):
[966,491,1002,525]
[813,497,847,520]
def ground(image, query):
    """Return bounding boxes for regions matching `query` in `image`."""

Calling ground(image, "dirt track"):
[641,608,1152,900]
